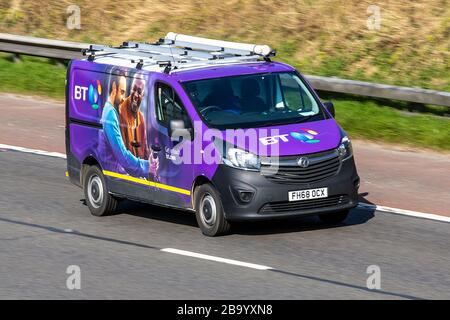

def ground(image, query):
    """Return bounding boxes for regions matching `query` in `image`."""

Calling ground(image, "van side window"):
[155,82,191,128]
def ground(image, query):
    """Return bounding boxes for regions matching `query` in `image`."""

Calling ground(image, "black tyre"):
[318,210,349,224]
[194,183,231,237]
[83,165,118,216]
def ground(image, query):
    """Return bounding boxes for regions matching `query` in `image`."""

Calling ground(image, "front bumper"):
[211,156,359,221]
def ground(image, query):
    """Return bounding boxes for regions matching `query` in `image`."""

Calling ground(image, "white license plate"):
[288,187,328,202]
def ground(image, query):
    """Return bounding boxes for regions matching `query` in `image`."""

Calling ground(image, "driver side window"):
[279,73,315,112]
[155,82,191,129]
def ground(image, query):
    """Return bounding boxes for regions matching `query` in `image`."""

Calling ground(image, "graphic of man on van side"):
[98,70,157,179]
[118,74,149,160]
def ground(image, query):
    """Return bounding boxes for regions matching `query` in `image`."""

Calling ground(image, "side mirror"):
[323,101,335,117]
[169,119,192,142]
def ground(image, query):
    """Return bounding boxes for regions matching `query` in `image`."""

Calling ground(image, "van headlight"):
[224,147,261,171]
[338,136,353,160]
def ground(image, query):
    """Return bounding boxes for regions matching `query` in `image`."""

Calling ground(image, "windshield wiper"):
[251,116,316,128]
[296,115,315,123]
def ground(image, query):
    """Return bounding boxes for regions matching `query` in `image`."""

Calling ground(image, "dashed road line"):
[0,143,66,159]
[161,248,273,270]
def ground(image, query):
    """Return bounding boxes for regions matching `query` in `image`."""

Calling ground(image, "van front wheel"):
[83,165,118,216]
[194,183,230,237]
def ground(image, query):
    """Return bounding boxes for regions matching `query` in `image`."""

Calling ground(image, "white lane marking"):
[161,248,273,270]
[0,143,66,159]
[1,143,449,224]
[358,203,450,223]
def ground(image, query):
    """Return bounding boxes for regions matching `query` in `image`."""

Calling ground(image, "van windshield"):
[182,72,328,129]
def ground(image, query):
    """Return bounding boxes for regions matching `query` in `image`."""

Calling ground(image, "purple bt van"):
[66,33,360,236]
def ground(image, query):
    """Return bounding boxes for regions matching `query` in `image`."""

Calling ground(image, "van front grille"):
[259,195,349,214]
[260,149,341,184]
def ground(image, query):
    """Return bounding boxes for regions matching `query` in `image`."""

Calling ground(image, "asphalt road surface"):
[0,150,449,299]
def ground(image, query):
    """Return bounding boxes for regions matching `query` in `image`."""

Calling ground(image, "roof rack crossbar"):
[124,41,218,60]
[82,32,276,71]
[169,54,262,71]
[84,45,159,59]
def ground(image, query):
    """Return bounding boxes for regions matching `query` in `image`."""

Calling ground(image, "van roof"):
[169,61,295,82]
[81,33,296,81]
[81,56,296,82]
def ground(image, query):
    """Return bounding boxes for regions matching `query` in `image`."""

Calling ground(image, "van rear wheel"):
[194,183,231,237]
[83,165,118,216]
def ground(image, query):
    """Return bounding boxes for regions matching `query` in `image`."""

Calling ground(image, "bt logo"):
[259,128,320,145]
[74,80,102,110]
[290,128,320,144]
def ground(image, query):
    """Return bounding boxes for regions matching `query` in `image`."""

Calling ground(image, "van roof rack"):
[82,33,276,73]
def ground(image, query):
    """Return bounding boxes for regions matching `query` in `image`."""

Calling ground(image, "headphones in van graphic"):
[88,80,102,110]
[290,128,320,144]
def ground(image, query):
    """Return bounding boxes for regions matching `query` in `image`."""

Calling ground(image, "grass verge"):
[0,54,449,151]
[0,54,66,99]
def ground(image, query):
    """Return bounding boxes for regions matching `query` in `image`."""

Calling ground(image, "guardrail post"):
[12,53,21,63]
[407,102,426,113]
[51,58,67,68]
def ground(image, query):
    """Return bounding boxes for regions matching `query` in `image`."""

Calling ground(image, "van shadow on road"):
[84,192,375,236]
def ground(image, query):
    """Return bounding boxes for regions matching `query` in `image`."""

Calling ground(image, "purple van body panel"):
[69,62,105,124]
[68,61,196,206]
[68,60,341,209]
[217,119,341,157]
